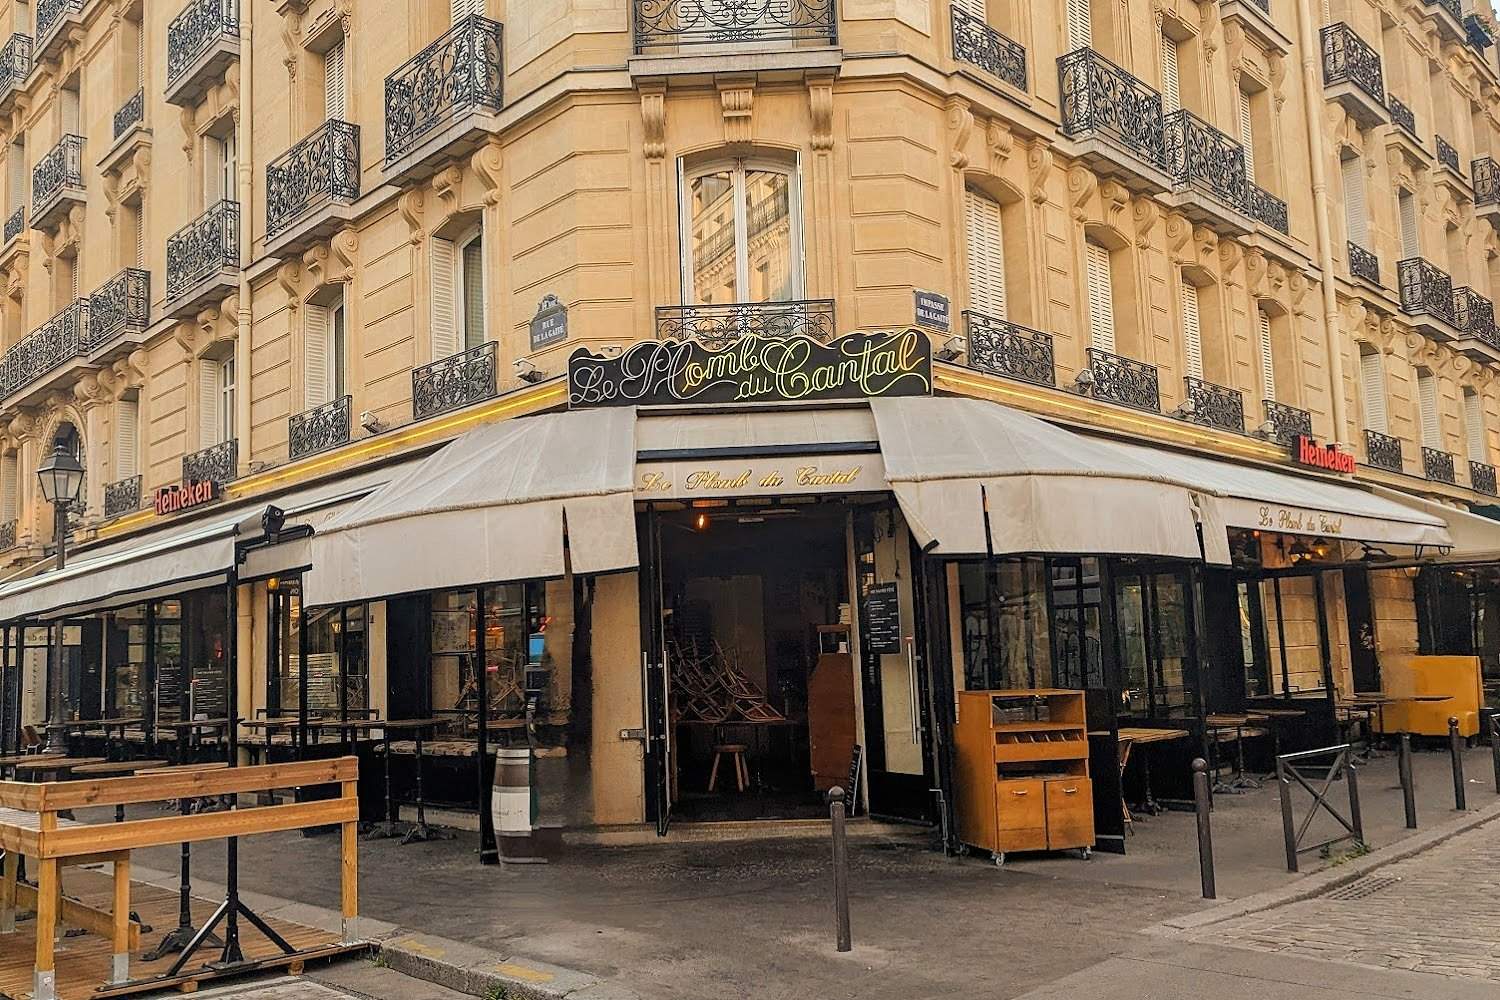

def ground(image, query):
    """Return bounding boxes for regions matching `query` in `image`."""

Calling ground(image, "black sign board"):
[863,581,902,656]
[914,290,950,332]
[568,329,932,409]
[845,743,864,815]
[529,295,569,351]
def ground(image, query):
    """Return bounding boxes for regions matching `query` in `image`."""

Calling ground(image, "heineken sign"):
[567,330,933,408]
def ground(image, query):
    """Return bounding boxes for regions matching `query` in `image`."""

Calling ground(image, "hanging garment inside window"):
[964,188,1008,319]
[1085,242,1115,353]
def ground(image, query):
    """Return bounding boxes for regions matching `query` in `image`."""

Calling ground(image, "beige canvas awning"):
[1369,486,1500,558]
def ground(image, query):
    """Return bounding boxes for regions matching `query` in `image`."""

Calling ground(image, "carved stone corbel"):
[1026,140,1054,205]
[277,259,303,313]
[809,76,834,153]
[469,139,502,206]
[946,97,973,171]
[397,189,425,246]
[1066,164,1096,221]
[641,85,666,161]
[718,80,754,149]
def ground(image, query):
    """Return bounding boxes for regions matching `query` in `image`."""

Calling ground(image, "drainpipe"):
[235,0,253,477]
[1295,1,1351,460]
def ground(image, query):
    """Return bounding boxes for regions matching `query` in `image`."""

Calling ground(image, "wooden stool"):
[708,744,749,793]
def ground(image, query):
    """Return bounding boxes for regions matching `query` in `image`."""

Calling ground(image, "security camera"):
[1070,367,1096,395]
[360,410,385,434]
[936,336,967,362]
[514,357,546,384]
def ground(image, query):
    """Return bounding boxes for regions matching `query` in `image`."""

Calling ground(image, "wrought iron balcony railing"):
[113,89,144,140]
[1085,347,1161,412]
[1247,183,1289,234]
[1163,109,1246,209]
[36,0,83,51]
[1243,0,1270,13]
[1423,446,1456,484]
[87,268,149,351]
[655,299,836,350]
[633,0,837,53]
[1454,286,1498,347]
[3,209,21,245]
[0,298,87,399]
[103,475,142,519]
[951,6,1027,91]
[1471,460,1497,495]
[1184,376,1245,432]
[1475,156,1500,206]
[1365,428,1402,472]
[962,311,1054,388]
[1058,48,1166,169]
[166,200,239,301]
[266,120,360,239]
[0,34,31,100]
[385,14,503,167]
[32,134,83,218]
[1424,0,1463,25]
[1398,257,1457,325]
[182,438,236,486]
[0,519,15,550]
[1388,95,1417,139]
[1435,134,1462,174]
[1321,23,1385,107]
[289,394,351,460]
[1348,241,1380,284]
[1263,399,1313,445]
[412,341,498,421]
[167,0,239,89]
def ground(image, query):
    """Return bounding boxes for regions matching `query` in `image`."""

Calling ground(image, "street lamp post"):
[36,443,83,755]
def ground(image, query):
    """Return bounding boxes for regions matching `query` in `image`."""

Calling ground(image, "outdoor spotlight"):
[360,410,386,434]
[514,357,547,383]
[600,344,623,359]
[936,336,967,362]
[262,504,287,539]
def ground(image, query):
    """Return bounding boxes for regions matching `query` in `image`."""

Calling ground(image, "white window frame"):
[457,227,486,351]
[218,356,236,445]
[677,156,805,306]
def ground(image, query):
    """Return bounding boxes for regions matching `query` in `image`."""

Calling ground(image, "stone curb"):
[1145,798,1500,936]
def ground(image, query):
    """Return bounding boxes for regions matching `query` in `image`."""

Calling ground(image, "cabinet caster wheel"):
[993,852,1006,868]
[1078,847,1092,860]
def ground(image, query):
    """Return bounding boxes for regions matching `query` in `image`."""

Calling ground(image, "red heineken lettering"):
[153,479,220,516]
[1292,435,1355,475]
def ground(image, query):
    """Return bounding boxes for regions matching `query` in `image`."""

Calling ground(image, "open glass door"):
[640,507,673,836]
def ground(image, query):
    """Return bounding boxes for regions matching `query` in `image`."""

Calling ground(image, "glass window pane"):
[957,563,991,691]
[743,170,792,303]
[1116,578,1148,713]
[462,237,485,349]
[689,171,737,304]
[430,590,477,732]
[1151,574,1195,717]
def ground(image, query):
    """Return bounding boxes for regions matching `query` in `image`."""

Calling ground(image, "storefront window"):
[1116,567,1198,719]
[1238,582,1271,698]
[1051,559,1104,690]
[428,584,551,730]
[269,581,369,718]
[957,559,1053,690]
[154,600,183,725]
[104,605,147,718]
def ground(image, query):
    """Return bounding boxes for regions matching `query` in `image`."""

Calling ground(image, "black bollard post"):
[1491,715,1500,796]
[1449,717,1467,812]
[828,786,851,953]
[1399,733,1417,830]
[1191,759,1216,899]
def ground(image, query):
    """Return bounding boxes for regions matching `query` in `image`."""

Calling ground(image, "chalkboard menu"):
[863,582,901,656]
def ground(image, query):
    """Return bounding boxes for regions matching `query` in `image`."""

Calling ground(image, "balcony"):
[1246,183,1289,235]
[655,299,836,348]
[1347,241,1380,286]
[1263,399,1313,446]
[265,119,360,257]
[1421,0,1466,43]
[30,134,84,233]
[103,475,142,519]
[1058,49,1170,191]
[1321,23,1387,128]
[289,394,351,461]
[631,0,840,75]
[1471,460,1498,496]
[412,341,498,421]
[165,199,239,318]
[1388,95,1418,142]
[0,520,15,551]
[0,299,88,404]
[384,14,503,181]
[1162,109,1252,232]
[165,0,240,108]
[1397,257,1458,340]
[1183,376,1245,433]
[1083,348,1161,413]
[34,0,84,64]
[0,35,31,117]
[1364,429,1402,473]
[182,438,237,487]
[2,209,22,247]
[1434,135,1463,180]
[962,311,1054,388]
[1422,446,1456,484]
[1475,157,1500,227]
[112,89,144,141]
[87,268,149,358]
[1452,286,1500,363]
[951,6,1027,92]
[1218,0,1292,55]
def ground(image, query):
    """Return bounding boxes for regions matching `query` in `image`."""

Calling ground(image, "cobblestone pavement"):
[1193,818,1500,982]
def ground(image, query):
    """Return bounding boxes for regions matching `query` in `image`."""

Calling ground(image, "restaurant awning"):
[304,407,639,607]
[1368,486,1500,558]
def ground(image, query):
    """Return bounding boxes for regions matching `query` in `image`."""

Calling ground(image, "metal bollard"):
[1449,717,1467,812]
[1191,758,1216,899]
[1491,715,1500,796]
[827,786,852,953]
[1399,733,1417,829]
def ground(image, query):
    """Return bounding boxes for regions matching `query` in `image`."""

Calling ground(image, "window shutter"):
[1085,242,1115,353]
[963,188,1008,320]
[199,361,221,448]
[69,261,78,301]
[430,236,459,360]
[324,40,346,122]
[304,305,331,409]
[1238,90,1255,183]
[1399,190,1420,261]
[1419,371,1441,449]
[954,0,987,17]
[1360,350,1387,433]
[1258,311,1276,402]
[135,23,145,91]
[1465,390,1487,463]
[1066,0,1092,50]
[133,203,145,268]
[1160,32,1181,114]
[452,0,477,20]
[1,453,16,522]
[1181,279,1203,380]
[1341,156,1367,249]
[461,236,485,349]
[116,397,138,479]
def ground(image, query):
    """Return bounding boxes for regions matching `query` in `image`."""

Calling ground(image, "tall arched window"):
[1084,239,1115,352]
[431,222,485,360]
[964,187,1008,320]
[679,157,802,306]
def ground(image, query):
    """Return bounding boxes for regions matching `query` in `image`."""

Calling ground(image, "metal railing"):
[1321,23,1385,107]
[1085,347,1161,412]
[167,0,239,89]
[1423,446,1456,483]
[0,34,31,99]
[113,89,144,140]
[1474,156,1500,205]
[0,519,15,550]
[1424,0,1462,24]
[1435,134,1462,174]
[35,0,83,50]
[0,298,87,399]
[412,341,498,421]
[289,394,351,460]
[655,299,836,349]
[87,268,150,351]
[1365,428,1402,472]
[1398,257,1457,325]
[3,208,21,245]
[1243,0,1270,13]
[1058,48,1166,168]
[266,120,360,239]
[32,134,84,218]
[103,475,142,519]
[166,200,239,301]
[1389,95,1417,138]
[633,0,837,52]
[182,438,237,486]
[1454,286,1498,347]
[1247,183,1288,234]
[1347,241,1380,284]
[1471,460,1497,496]
[962,310,1054,387]
[1275,745,1362,873]
[1184,376,1245,432]
[951,6,1027,91]
[1164,109,1246,209]
[385,14,503,166]
[1263,399,1312,445]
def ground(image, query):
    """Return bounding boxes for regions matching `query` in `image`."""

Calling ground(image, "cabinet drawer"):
[1045,777,1094,850]
[996,779,1046,832]
[998,826,1047,853]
